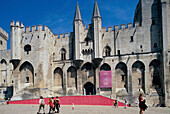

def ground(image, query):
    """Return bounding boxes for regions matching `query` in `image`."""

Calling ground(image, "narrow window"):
[130,36,134,42]
[152,19,155,25]
[154,43,157,48]
[86,40,89,46]
[0,40,2,45]
[140,45,142,48]
[60,48,66,60]
[4,79,5,83]
[105,46,111,57]
[138,78,141,85]
[24,44,31,55]
[26,77,29,83]
[121,75,125,82]
[117,50,120,55]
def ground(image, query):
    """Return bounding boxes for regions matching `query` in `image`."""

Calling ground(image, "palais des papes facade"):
[0,0,170,106]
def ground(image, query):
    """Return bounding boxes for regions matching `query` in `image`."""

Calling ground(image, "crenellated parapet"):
[55,33,70,39]
[113,22,140,31]
[25,25,54,35]
[0,27,8,40]
[10,21,24,28]
[10,20,54,36]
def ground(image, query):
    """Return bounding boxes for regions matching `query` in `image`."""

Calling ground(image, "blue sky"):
[0,0,139,50]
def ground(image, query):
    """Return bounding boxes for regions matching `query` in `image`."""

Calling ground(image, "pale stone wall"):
[0,0,170,107]
[0,27,8,51]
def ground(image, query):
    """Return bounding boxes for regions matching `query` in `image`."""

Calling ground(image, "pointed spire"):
[92,0,101,18]
[74,2,82,21]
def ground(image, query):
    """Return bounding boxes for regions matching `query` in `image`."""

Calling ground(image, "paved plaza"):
[0,104,170,114]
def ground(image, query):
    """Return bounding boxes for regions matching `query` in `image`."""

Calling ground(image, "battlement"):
[24,25,54,36]
[102,26,114,32]
[55,33,70,39]
[102,27,106,32]
[0,27,8,40]
[11,21,56,35]
[114,23,139,31]
[83,25,87,30]
[108,26,113,32]
[10,21,24,27]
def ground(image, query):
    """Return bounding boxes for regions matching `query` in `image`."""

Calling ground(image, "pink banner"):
[99,71,112,88]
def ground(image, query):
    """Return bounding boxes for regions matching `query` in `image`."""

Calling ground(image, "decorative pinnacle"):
[92,0,101,18]
[74,2,82,21]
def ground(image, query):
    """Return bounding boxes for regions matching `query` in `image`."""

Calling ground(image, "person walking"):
[48,98,54,114]
[37,96,45,114]
[55,96,60,113]
[52,97,56,112]
[139,94,148,114]
[115,100,118,108]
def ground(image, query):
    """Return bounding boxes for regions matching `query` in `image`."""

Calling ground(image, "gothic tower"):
[92,0,102,59]
[10,21,24,60]
[73,2,83,60]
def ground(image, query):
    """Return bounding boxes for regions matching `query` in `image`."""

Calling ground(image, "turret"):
[10,21,24,60]
[73,2,83,60]
[92,0,102,58]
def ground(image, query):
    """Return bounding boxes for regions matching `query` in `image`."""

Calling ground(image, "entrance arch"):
[100,63,111,71]
[149,59,162,106]
[67,66,77,88]
[54,67,63,88]
[84,82,96,95]
[19,61,34,88]
[132,61,145,93]
[81,62,95,83]
[115,62,128,92]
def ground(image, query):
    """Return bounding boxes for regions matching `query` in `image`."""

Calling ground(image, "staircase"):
[8,95,126,106]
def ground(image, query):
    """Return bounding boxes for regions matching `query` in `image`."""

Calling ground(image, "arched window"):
[60,48,66,60]
[24,44,31,55]
[104,46,111,56]
[84,37,91,46]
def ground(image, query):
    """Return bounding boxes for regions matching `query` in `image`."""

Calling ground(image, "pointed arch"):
[67,66,77,88]
[1,59,7,64]
[54,67,63,87]
[60,48,66,60]
[0,59,7,85]
[81,62,95,83]
[115,62,128,91]
[19,61,34,87]
[83,82,96,95]
[132,61,145,93]
[100,63,111,71]
[103,46,111,57]
[0,59,7,70]
[149,59,161,88]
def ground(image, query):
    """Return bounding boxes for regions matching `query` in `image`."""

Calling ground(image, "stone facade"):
[0,0,170,106]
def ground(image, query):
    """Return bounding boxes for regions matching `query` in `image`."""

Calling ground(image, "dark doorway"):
[5,86,13,100]
[84,82,95,95]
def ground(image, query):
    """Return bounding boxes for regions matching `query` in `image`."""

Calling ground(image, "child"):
[124,99,127,109]
[72,103,74,110]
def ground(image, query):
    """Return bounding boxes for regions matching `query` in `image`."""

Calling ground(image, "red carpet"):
[8,95,126,106]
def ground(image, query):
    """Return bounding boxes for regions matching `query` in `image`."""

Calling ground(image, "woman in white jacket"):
[37,96,45,114]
